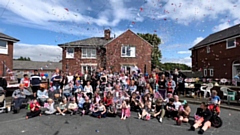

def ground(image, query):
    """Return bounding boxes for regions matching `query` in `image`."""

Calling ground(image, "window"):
[82,48,96,59]
[209,69,214,77]
[81,64,97,74]
[226,38,236,49]
[0,40,7,48]
[206,46,210,53]
[121,46,136,57]
[204,69,207,77]
[66,48,74,58]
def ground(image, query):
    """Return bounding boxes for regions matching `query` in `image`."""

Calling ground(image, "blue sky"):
[0,0,240,66]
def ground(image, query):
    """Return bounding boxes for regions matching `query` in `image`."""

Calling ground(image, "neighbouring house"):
[59,29,153,74]
[13,60,62,80]
[190,24,240,80]
[0,33,19,76]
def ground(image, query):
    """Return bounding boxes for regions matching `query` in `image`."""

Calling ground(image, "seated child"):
[121,100,131,120]
[56,97,68,116]
[67,97,78,115]
[26,98,42,119]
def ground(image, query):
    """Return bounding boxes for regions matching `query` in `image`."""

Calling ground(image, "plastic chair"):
[220,87,236,104]
[200,83,213,98]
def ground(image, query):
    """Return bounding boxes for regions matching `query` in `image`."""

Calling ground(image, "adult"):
[67,72,74,84]
[84,81,93,100]
[60,72,68,92]
[37,84,49,106]
[21,74,31,91]
[128,80,137,95]
[158,74,167,99]
[51,69,61,93]
[12,84,31,113]
[0,74,7,94]
[82,70,91,88]
[91,72,98,93]
[30,70,41,98]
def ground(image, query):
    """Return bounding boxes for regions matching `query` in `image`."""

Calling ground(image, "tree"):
[162,63,191,70]
[14,56,31,61]
[137,33,162,69]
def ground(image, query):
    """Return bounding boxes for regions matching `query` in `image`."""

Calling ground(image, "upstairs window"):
[66,48,74,58]
[82,48,96,59]
[206,46,210,53]
[0,40,7,48]
[121,46,136,57]
[226,38,236,49]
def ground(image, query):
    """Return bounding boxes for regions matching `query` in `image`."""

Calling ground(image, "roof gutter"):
[189,34,240,50]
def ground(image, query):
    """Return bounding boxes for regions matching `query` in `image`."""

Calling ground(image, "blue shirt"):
[211,95,220,104]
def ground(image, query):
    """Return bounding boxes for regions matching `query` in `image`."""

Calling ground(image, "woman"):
[158,74,167,99]
[138,74,146,94]
[143,83,153,96]
[151,98,165,123]
[60,72,68,92]
[92,100,107,118]
[128,80,137,95]
[37,84,49,106]
[84,81,93,100]
[149,73,157,92]
[176,103,191,125]
[91,72,98,93]
[189,102,212,134]
[26,98,42,119]
[56,97,68,116]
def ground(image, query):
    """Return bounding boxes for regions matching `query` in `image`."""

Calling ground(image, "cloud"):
[162,57,191,66]
[193,37,204,45]
[177,51,191,54]
[13,43,62,62]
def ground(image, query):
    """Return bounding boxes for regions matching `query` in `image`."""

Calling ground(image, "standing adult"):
[30,70,41,98]
[158,74,167,99]
[51,69,61,93]
[165,76,176,95]
[82,70,91,88]
[91,72,98,93]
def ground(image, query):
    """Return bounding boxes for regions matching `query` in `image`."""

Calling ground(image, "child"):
[121,100,131,120]
[151,98,165,123]
[44,98,56,115]
[92,100,107,118]
[82,96,91,116]
[26,99,42,119]
[68,97,78,115]
[56,97,68,116]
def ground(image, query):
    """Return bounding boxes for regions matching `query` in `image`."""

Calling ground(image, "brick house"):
[190,24,240,80]
[59,29,152,74]
[0,32,19,76]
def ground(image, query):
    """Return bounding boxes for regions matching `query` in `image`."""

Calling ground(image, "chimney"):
[104,29,111,40]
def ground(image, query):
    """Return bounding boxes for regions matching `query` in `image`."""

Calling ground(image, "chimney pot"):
[104,29,111,40]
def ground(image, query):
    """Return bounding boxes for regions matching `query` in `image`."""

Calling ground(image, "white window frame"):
[0,40,8,54]
[121,45,136,57]
[81,63,97,74]
[81,48,96,59]
[209,69,214,77]
[204,69,207,77]
[66,47,74,58]
[226,38,236,49]
[206,46,210,53]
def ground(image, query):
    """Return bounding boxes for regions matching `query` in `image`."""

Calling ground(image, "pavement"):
[0,104,239,135]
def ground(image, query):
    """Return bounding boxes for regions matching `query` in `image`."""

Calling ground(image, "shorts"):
[31,86,40,93]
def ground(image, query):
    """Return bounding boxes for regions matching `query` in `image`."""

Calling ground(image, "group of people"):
[8,67,221,134]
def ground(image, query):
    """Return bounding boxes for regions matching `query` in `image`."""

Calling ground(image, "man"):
[51,69,61,92]
[0,72,7,95]
[30,70,41,98]
[12,84,31,113]
[82,70,91,88]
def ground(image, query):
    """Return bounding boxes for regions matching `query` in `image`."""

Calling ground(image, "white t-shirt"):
[173,101,182,110]
[84,85,93,93]
[119,76,128,84]
[67,75,74,83]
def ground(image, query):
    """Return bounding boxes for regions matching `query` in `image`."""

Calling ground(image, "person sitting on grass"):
[56,97,68,116]
[26,98,42,119]
[151,98,165,123]
[92,100,107,118]
[176,103,191,125]
[120,100,131,120]
[44,98,56,115]
[68,97,78,116]
[189,102,212,134]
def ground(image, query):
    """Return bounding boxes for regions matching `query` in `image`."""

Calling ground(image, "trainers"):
[61,113,65,116]
[198,129,204,134]
[188,126,195,131]
[159,118,162,123]
[56,113,60,115]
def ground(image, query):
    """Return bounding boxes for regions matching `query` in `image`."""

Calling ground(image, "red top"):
[30,102,40,111]
[23,78,30,87]
[167,81,173,92]
[103,97,113,107]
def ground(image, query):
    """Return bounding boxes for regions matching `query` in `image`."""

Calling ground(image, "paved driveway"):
[0,104,239,135]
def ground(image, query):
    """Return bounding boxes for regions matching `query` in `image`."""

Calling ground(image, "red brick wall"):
[0,41,13,76]
[191,37,240,79]
[62,47,103,74]
[105,30,152,73]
